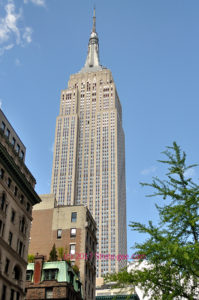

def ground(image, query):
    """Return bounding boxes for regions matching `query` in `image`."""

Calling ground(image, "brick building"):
[29,194,97,300]
[0,109,41,300]
[25,254,82,300]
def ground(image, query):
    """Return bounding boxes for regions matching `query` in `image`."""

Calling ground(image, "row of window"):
[1,121,24,160]
[0,169,31,213]
[57,228,76,239]
[1,285,20,300]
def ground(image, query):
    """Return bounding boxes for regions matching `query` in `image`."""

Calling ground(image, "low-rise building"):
[0,109,41,299]
[29,194,97,300]
[25,254,82,300]
[95,283,140,300]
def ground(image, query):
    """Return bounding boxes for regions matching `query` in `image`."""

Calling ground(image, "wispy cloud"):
[141,166,157,176]
[0,99,2,108]
[184,168,196,178]
[24,0,46,6]
[0,0,33,55]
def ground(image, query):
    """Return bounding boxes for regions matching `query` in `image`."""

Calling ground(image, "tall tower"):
[51,10,127,285]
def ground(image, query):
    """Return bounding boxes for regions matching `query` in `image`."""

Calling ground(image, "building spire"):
[79,8,104,73]
[92,7,96,33]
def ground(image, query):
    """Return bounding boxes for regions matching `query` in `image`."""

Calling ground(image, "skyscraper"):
[51,10,127,285]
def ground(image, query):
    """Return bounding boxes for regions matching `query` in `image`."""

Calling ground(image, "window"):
[11,210,15,223]
[6,128,10,138]
[70,228,76,238]
[16,144,20,154]
[70,244,76,255]
[14,186,18,196]
[4,258,10,274]
[16,292,20,300]
[71,212,77,222]
[26,270,33,281]
[0,193,5,211]
[13,265,21,280]
[20,151,24,160]
[8,231,13,246]
[10,289,14,300]
[12,137,16,147]
[2,285,6,299]
[26,202,30,212]
[57,229,62,239]
[1,121,5,132]
[0,168,4,179]
[44,269,58,280]
[45,287,53,299]
[7,178,11,188]
[17,240,23,256]
[20,195,24,204]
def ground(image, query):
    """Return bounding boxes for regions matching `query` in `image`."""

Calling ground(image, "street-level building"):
[25,255,83,300]
[29,194,97,300]
[0,109,41,300]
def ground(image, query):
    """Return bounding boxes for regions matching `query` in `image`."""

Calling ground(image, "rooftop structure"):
[26,255,83,300]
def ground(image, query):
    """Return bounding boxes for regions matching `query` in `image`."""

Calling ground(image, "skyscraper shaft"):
[51,11,127,283]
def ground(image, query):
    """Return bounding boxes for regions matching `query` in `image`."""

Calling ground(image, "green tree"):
[58,247,64,260]
[28,254,35,263]
[106,142,199,300]
[49,244,58,261]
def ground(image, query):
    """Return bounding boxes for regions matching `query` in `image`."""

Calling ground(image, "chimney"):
[33,254,45,284]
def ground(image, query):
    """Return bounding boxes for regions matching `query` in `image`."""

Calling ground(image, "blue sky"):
[1,0,199,256]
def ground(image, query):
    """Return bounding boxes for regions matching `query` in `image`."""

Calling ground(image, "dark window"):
[6,128,10,138]
[0,193,5,211]
[10,289,14,300]
[70,228,76,237]
[16,144,20,154]
[44,269,58,280]
[16,292,20,300]
[19,217,25,234]
[26,270,33,281]
[1,121,5,132]
[57,229,62,239]
[13,265,21,280]
[7,178,11,188]
[8,231,13,246]
[26,202,30,212]
[2,285,7,300]
[11,210,15,223]
[14,186,18,196]
[4,258,10,274]
[45,287,53,299]
[71,212,77,222]
[0,168,4,179]
[69,271,74,284]
[12,137,16,147]
[20,195,24,204]
[18,240,23,256]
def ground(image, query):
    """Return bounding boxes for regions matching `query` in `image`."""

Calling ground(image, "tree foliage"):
[49,244,58,261]
[106,142,199,299]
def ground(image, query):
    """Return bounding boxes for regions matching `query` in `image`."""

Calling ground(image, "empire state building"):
[51,10,127,284]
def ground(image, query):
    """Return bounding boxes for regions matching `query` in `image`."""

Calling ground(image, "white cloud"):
[23,27,33,43]
[0,99,2,108]
[141,166,157,176]
[184,168,196,178]
[0,0,33,55]
[24,0,45,6]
